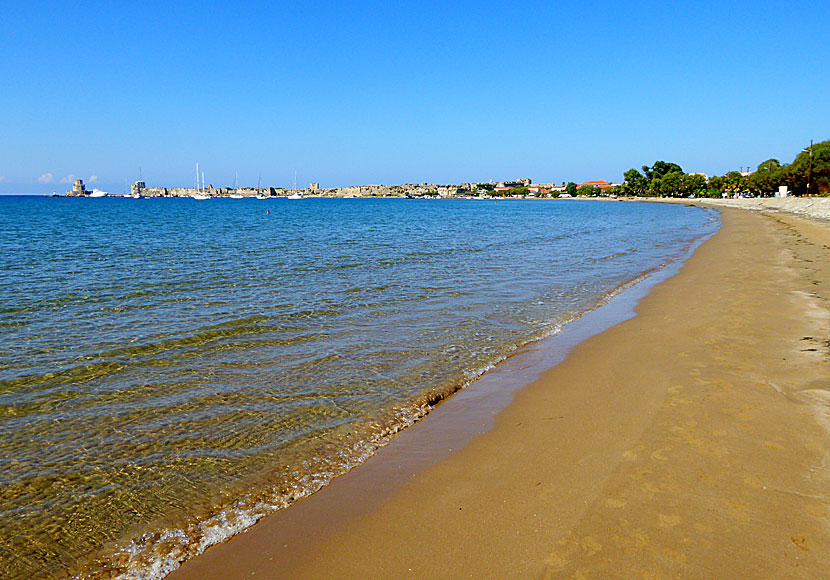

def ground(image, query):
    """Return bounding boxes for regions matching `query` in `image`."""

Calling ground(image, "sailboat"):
[230,171,243,198]
[286,170,303,199]
[191,163,209,200]
[255,172,268,199]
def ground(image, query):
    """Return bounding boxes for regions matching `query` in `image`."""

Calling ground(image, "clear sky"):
[1,0,828,193]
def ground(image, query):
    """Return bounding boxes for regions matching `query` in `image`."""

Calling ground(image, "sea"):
[0,196,719,579]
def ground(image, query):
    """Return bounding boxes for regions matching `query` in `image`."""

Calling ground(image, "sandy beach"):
[169,205,829,579]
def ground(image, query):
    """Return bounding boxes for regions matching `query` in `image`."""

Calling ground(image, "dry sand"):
[169,207,829,579]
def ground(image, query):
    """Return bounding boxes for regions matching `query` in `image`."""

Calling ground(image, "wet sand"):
[169,207,829,579]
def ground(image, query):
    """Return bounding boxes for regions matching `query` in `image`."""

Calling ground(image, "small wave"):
[69,318,582,580]
[0,315,321,399]
[75,402,435,580]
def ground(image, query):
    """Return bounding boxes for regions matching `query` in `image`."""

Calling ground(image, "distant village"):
[57,139,829,199]
[62,177,623,199]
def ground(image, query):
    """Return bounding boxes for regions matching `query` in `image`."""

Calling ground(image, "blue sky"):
[1,0,828,193]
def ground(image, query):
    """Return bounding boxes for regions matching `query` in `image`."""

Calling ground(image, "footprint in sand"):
[667,396,691,407]
[580,536,603,555]
[791,535,810,551]
[727,501,751,522]
[743,475,763,488]
[663,547,688,563]
[544,551,569,572]
[650,447,671,462]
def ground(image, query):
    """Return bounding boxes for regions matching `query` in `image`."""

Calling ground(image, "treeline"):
[616,140,829,198]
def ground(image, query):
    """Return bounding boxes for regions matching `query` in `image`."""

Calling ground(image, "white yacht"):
[229,172,244,198]
[254,172,267,198]
[287,171,303,199]
[191,162,209,199]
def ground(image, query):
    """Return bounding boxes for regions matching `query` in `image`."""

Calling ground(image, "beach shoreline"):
[1,197,716,580]
[169,204,829,579]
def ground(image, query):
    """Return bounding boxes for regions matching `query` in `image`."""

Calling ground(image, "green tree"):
[623,168,647,195]
[654,171,683,197]
[577,185,601,197]
[707,175,725,191]
[682,173,708,197]
[723,171,745,192]
[786,140,830,195]
[565,182,577,196]
[643,161,683,180]
[746,169,782,195]
[756,158,781,173]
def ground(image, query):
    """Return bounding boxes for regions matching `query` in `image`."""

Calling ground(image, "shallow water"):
[0,197,718,579]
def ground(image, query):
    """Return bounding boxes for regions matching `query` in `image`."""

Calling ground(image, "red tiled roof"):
[577,180,613,188]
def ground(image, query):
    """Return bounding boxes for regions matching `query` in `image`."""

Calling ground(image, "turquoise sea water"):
[0,196,718,579]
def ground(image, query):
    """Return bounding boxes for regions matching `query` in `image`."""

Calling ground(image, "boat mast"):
[195,162,200,193]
